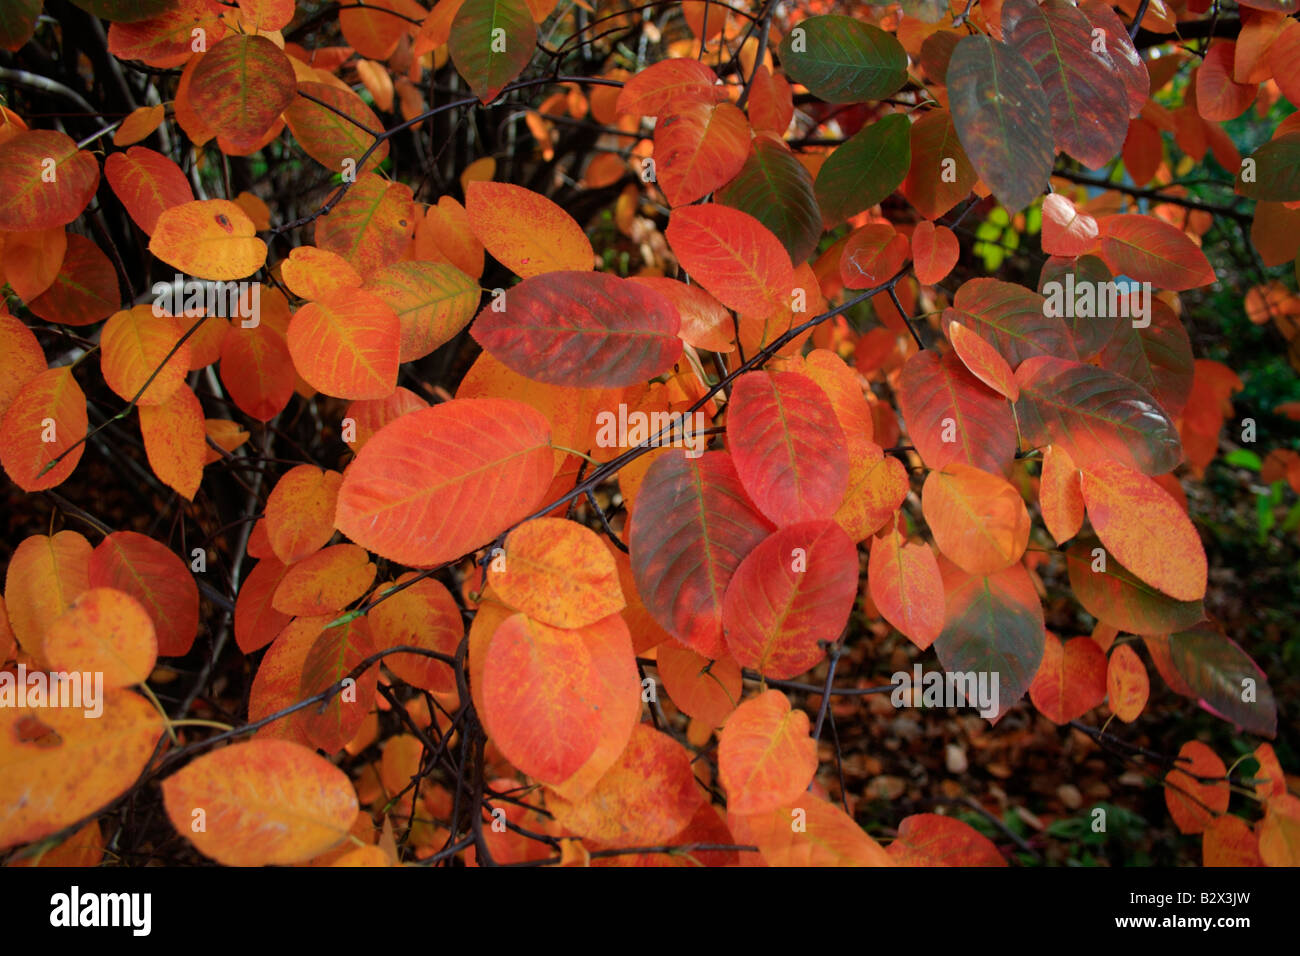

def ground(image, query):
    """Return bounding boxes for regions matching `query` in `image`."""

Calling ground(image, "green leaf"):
[1170,627,1277,738]
[0,0,40,51]
[1223,448,1262,471]
[813,113,910,229]
[948,35,1054,213]
[448,0,537,104]
[935,564,1046,721]
[718,137,823,264]
[777,15,907,104]
[1238,133,1300,202]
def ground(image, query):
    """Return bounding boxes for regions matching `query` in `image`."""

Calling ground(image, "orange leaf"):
[1028,633,1107,723]
[727,370,849,524]
[887,813,1007,866]
[161,739,358,865]
[0,367,88,492]
[0,130,100,231]
[1106,642,1149,722]
[488,517,625,627]
[1257,794,1300,866]
[666,204,795,315]
[3,226,67,301]
[922,464,1030,574]
[233,557,294,654]
[547,724,703,845]
[834,443,909,542]
[272,544,376,615]
[89,531,199,658]
[947,320,1018,401]
[722,521,858,680]
[1039,444,1084,545]
[1041,194,1100,257]
[0,312,46,418]
[867,521,945,650]
[654,100,751,207]
[616,59,721,117]
[265,465,344,565]
[480,612,638,788]
[728,792,892,867]
[298,617,380,752]
[718,690,817,814]
[280,246,363,300]
[0,691,164,850]
[335,398,554,567]
[43,587,158,689]
[465,180,594,277]
[656,641,742,728]
[100,305,192,407]
[1202,814,1264,867]
[368,573,463,694]
[139,384,205,499]
[104,146,194,234]
[1164,739,1230,835]
[1079,458,1207,601]
[286,287,401,400]
[149,199,267,281]
[3,531,91,664]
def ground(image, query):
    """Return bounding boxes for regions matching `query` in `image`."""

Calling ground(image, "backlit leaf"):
[0,367,88,493]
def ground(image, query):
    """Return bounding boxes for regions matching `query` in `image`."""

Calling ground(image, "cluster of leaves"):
[0,0,1297,867]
